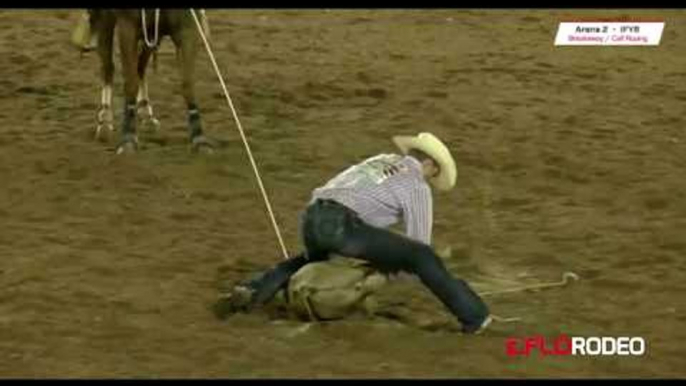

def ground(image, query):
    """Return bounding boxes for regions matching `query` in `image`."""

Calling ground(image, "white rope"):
[491,314,521,323]
[189,9,290,261]
[478,271,579,297]
[476,272,580,325]
[141,9,160,49]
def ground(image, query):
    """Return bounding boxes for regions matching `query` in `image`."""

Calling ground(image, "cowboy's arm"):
[403,183,433,245]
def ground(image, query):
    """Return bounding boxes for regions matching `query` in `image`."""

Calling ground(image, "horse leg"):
[136,47,161,130]
[95,13,114,140]
[116,17,142,154]
[172,25,213,154]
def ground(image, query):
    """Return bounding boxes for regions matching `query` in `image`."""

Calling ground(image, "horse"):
[89,9,213,154]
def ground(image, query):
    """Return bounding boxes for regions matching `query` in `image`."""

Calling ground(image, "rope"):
[141,9,160,49]
[478,271,580,297]
[476,272,580,325]
[189,9,290,261]
[491,314,522,323]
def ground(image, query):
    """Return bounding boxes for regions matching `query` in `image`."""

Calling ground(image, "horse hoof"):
[95,124,114,142]
[116,142,137,155]
[115,136,139,155]
[148,117,161,130]
[194,143,215,155]
[191,136,215,155]
[139,116,161,131]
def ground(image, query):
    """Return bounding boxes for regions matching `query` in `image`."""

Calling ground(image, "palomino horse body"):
[91,9,212,154]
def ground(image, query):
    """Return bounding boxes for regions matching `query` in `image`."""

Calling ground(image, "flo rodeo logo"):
[554,16,665,46]
[506,335,646,357]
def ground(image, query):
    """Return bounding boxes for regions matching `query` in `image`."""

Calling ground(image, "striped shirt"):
[311,154,433,245]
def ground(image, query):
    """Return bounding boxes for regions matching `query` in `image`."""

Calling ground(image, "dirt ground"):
[0,9,685,378]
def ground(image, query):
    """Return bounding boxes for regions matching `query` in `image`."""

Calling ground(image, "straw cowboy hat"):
[392,132,458,191]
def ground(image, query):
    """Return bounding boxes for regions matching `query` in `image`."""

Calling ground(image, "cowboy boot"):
[462,315,493,335]
[213,284,256,320]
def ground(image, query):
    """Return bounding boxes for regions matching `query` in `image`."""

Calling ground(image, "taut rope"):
[189,9,290,261]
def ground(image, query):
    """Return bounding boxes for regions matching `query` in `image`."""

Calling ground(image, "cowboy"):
[217,132,492,334]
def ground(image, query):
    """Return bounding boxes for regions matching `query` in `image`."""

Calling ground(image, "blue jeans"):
[244,199,490,330]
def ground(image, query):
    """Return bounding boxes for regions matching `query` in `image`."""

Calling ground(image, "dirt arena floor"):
[0,9,685,378]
